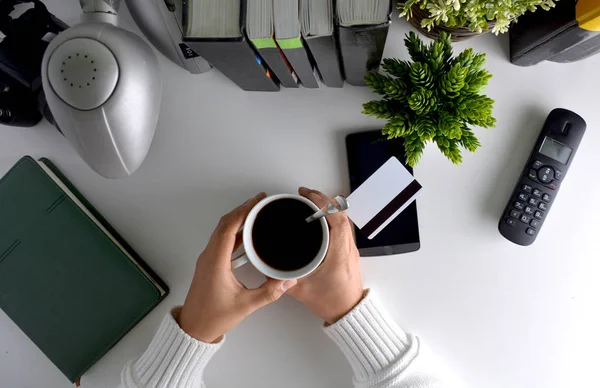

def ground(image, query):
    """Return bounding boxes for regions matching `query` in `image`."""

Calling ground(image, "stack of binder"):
[182,0,392,91]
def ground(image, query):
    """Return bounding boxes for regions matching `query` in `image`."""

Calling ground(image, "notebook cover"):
[183,0,279,91]
[304,34,344,87]
[38,158,170,295]
[337,21,391,86]
[278,38,319,88]
[0,156,168,383]
[253,41,299,88]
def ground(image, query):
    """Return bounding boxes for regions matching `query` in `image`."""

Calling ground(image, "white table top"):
[1,1,600,387]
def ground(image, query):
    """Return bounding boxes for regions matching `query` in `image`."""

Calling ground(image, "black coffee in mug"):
[252,198,323,271]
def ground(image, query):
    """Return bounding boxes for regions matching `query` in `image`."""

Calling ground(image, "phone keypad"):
[520,214,532,224]
[518,193,528,202]
[503,181,552,236]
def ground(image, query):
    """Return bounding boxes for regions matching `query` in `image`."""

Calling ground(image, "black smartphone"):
[345,130,420,256]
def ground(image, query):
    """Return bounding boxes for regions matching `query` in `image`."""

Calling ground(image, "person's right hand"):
[287,187,364,324]
[178,193,297,343]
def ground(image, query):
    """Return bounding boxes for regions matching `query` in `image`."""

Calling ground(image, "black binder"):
[304,34,344,88]
[509,0,600,66]
[336,4,392,86]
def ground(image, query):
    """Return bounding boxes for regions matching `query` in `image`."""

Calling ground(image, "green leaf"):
[404,132,425,167]
[435,136,463,165]
[438,111,463,139]
[427,40,446,75]
[409,62,434,88]
[440,64,468,98]
[471,53,487,71]
[362,100,396,120]
[464,70,492,94]
[383,78,409,102]
[413,116,436,142]
[438,31,453,62]
[408,88,436,115]
[404,31,427,63]
[455,95,496,127]
[453,48,474,69]
[382,114,412,138]
[459,127,482,152]
[397,0,419,18]
[365,73,393,96]
[382,58,411,79]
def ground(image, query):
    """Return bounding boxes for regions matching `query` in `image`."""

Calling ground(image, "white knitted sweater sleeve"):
[121,309,222,388]
[121,292,457,388]
[323,290,457,388]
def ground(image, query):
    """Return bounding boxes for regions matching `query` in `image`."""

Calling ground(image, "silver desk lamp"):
[41,0,161,178]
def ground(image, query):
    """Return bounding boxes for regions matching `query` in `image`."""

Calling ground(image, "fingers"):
[242,278,297,312]
[233,230,243,251]
[299,187,328,207]
[210,193,267,257]
[298,187,348,229]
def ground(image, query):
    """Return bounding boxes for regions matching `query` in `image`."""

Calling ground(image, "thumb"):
[244,278,297,312]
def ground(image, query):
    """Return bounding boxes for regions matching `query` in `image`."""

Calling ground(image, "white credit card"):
[347,157,422,239]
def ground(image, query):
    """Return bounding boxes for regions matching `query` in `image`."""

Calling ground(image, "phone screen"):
[345,130,420,256]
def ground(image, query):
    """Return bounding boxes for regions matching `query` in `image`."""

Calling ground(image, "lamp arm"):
[79,0,120,15]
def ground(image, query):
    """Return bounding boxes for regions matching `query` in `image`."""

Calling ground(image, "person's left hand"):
[178,193,297,343]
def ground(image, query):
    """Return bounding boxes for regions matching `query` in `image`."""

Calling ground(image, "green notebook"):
[0,156,169,383]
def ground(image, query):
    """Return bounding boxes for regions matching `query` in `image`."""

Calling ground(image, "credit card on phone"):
[347,156,422,240]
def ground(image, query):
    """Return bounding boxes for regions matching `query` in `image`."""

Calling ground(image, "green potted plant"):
[362,32,496,167]
[398,0,556,41]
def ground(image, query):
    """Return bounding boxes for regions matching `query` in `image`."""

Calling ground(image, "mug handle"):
[231,248,249,269]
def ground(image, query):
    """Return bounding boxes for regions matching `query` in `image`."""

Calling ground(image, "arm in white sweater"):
[121,291,453,388]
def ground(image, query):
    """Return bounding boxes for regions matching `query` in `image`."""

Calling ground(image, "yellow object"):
[576,0,600,31]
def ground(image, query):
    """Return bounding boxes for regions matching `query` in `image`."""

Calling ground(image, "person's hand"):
[287,187,364,324]
[178,193,298,343]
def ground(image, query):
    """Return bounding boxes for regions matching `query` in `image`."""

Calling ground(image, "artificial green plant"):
[362,32,496,167]
[399,0,556,34]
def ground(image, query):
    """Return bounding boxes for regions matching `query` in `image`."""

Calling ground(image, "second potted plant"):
[398,0,556,41]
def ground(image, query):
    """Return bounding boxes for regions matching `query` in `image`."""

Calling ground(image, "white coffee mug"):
[231,194,330,280]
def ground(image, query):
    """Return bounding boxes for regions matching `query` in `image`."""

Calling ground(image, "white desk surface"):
[1,1,599,387]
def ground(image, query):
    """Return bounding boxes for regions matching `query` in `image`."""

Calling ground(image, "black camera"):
[0,0,67,127]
